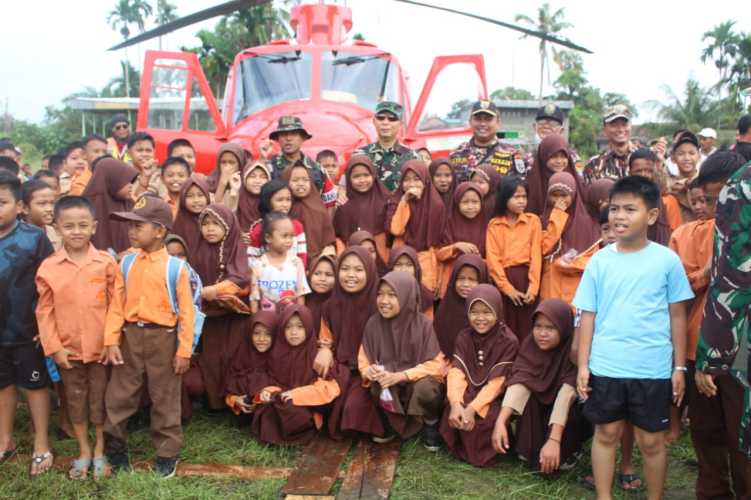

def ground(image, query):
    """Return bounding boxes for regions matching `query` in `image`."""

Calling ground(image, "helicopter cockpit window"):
[234,52,312,124]
[320,52,399,109]
[417,63,484,132]
[147,62,188,130]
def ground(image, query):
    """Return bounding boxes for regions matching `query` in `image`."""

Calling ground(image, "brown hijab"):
[386,160,446,251]
[282,165,336,260]
[172,177,211,257]
[428,157,457,208]
[361,271,442,372]
[468,163,502,222]
[192,203,250,288]
[527,135,583,215]
[452,284,518,387]
[434,255,489,357]
[542,172,600,255]
[584,178,615,218]
[333,155,390,240]
[444,182,487,256]
[237,161,270,232]
[82,157,138,253]
[224,311,278,397]
[208,143,248,192]
[269,305,320,389]
[388,245,434,312]
[305,254,337,335]
[322,247,379,368]
[347,230,388,277]
[506,299,576,405]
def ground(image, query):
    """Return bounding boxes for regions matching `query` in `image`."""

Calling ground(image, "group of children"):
[0,122,747,499]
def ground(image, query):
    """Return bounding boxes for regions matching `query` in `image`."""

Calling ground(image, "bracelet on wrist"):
[548,437,560,444]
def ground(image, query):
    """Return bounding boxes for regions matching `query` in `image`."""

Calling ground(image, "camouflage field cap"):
[110,194,173,231]
[470,99,499,118]
[375,101,403,120]
[270,115,312,141]
[602,104,632,124]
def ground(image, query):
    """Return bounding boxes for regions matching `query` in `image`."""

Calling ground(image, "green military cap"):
[270,115,312,141]
[375,101,403,120]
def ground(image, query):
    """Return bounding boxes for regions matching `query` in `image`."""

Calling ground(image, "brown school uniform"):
[502,300,592,468]
[251,305,340,446]
[485,212,543,340]
[387,160,446,292]
[36,244,117,425]
[439,285,518,467]
[187,203,251,410]
[319,247,383,438]
[103,246,195,458]
[388,246,436,318]
[359,272,447,439]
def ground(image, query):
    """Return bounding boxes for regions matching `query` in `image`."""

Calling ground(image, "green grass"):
[2,405,698,499]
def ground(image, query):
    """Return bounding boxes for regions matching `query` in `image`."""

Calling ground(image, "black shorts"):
[583,374,671,433]
[0,343,51,390]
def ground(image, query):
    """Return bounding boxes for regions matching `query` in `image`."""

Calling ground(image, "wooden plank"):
[281,436,352,496]
[14,454,290,480]
[359,440,400,500]
[337,442,369,500]
[337,440,400,500]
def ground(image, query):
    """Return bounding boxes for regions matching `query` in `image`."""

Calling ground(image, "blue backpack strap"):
[165,256,184,315]
[120,253,137,287]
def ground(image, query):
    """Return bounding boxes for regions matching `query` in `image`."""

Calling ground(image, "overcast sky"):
[0,0,740,124]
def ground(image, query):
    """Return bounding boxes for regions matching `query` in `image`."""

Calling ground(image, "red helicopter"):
[111,0,591,174]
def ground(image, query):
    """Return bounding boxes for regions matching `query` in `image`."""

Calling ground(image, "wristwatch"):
[673,366,687,372]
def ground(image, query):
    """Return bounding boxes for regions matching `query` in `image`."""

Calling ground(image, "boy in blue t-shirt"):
[574,175,694,500]
[0,172,55,475]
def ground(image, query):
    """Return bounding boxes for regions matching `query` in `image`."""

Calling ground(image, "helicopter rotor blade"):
[108,0,271,51]
[393,0,593,54]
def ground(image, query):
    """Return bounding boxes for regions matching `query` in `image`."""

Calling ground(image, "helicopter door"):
[138,50,226,173]
[404,55,487,157]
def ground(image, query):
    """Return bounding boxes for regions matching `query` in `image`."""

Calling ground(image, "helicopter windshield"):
[233,51,313,124]
[320,52,399,109]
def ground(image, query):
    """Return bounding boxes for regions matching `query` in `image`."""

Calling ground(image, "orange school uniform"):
[36,244,117,362]
[104,247,195,358]
[669,218,714,360]
[485,213,543,297]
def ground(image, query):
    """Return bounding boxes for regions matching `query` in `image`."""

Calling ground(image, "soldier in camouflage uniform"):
[449,100,527,182]
[582,105,635,185]
[693,153,751,496]
[268,116,325,191]
[351,101,419,192]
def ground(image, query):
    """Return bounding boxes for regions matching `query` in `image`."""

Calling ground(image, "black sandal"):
[0,446,17,464]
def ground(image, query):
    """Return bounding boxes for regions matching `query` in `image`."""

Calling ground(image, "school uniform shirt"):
[35,244,117,363]
[68,167,92,196]
[104,247,195,359]
[669,218,715,360]
[485,213,543,296]
[0,221,54,346]
[573,242,694,379]
[250,253,310,312]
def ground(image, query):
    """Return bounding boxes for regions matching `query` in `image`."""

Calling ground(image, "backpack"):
[120,253,205,353]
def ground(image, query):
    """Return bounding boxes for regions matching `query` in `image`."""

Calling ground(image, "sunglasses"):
[114,124,129,130]
[375,114,399,123]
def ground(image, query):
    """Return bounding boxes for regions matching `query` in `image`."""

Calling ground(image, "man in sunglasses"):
[106,113,132,163]
[352,101,420,192]
[449,100,527,181]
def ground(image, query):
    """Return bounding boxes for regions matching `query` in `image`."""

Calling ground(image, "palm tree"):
[107,1,153,97]
[515,3,572,99]
[701,21,740,96]
[655,79,721,131]
[155,0,178,49]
